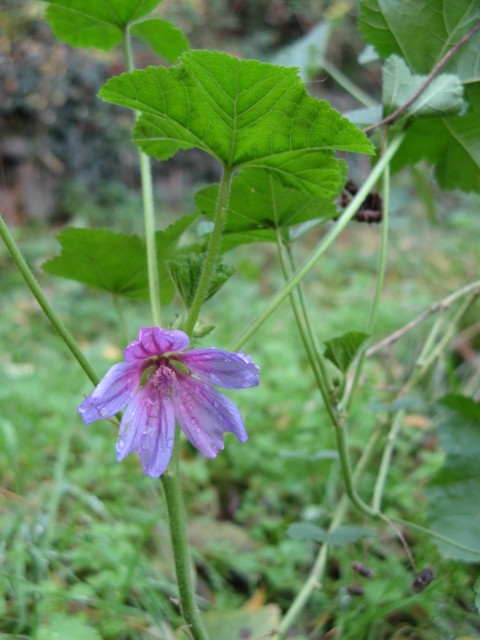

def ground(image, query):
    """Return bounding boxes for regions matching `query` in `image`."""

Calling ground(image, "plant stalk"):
[123,27,162,326]
[184,166,234,335]
[229,131,405,352]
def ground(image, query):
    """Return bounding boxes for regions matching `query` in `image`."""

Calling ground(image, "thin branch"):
[366,281,480,357]
[365,20,480,133]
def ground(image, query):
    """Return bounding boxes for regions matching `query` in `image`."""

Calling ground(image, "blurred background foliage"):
[1,1,480,639]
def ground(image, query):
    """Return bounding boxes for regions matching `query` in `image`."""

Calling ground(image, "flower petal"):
[175,349,260,389]
[117,381,175,477]
[78,362,141,424]
[124,327,189,363]
[173,372,248,458]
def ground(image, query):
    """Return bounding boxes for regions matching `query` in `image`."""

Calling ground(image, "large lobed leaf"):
[359,0,480,85]
[426,395,480,562]
[42,215,196,303]
[99,50,374,195]
[359,0,480,192]
[44,0,189,61]
[196,169,339,245]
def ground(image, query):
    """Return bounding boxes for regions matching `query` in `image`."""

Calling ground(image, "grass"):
[1,187,480,639]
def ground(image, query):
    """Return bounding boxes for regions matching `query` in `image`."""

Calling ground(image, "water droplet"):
[117,440,125,449]
[167,438,174,447]
[99,406,108,417]
[195,427,201,434]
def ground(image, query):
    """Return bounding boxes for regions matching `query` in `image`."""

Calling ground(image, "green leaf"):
[44,0,162,50]
[440,394,480,421]
[42,215,196,303]
[324,331,370,373]
[392,115,480,192]
[359,0,480,90]
[166,253,235,307]
[131,19,189,63]
[426,399,480,561]
[383,55,466,119]
[359,1,480,192]
[196,169,338,241]
[99,50,374,195]
[288,523,375,546]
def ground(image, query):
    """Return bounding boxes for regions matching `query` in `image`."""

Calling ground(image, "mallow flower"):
[78,327,259,477]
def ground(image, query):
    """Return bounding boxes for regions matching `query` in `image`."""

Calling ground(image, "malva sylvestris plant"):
[1,0,480,638]
[78,326,259,477]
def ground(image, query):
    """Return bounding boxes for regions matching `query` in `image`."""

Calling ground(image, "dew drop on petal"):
[195,427,201,434]
[167,438,174,448]
[99,406,108,417]
[117,439,125,449]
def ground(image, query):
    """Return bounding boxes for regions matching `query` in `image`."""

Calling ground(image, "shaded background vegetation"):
[1,1,479,639]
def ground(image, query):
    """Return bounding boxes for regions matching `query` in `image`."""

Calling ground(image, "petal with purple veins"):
[117,380,176,478]
[173,371,248,458]
[78,362,141,424]
[124,327,190,363]
[175,348,259,389]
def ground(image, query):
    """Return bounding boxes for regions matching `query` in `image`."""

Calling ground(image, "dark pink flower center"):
[151,364,177,394]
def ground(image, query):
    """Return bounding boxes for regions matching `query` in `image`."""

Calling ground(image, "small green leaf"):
[426,399,480,562]
[196,169,338,238]
[288,523,374,546]
[44,0,162,50]
[131,19,189,63]
[439,394,480,421]
[99,51,374,195]
[324,331,370,373]
[383,55,466,119]
[166,253,235,307]
[42,215,195,303]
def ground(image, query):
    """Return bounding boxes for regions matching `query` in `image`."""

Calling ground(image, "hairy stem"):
[123,27,162,326]
[124,28,207,638]
[275,233,336,424]
[161,435,210,640]
[229,132,405,352]
[0,215,99,386]
[184,166,234,335]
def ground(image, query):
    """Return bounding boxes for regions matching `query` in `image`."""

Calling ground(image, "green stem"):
[123,28,206,639]
[229,131,405,352]
[343,142,391,410]
[371,410,404,512]
[273,427,383,639]
[123,28,162,326]
[285,244,335,402]
[184,166,234,335]
[161,436,210,640]
[275,234,337,424]
[0,215,99,386]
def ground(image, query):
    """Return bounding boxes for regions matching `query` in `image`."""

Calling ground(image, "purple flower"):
[78,327,259,477]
